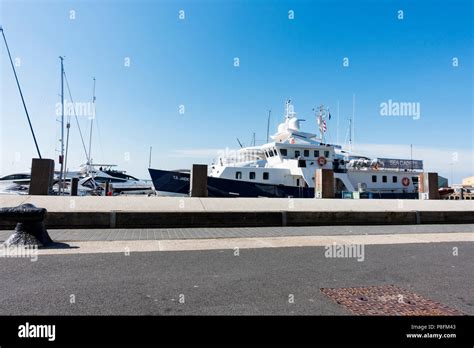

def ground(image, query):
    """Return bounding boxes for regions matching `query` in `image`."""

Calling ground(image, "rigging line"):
[0,27,42,158]
[63,112,71,180]
[63,71,90,164]
[63,72,98,191]
[94,103,104,163]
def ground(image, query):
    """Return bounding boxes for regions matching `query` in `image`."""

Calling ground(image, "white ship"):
[149,100,423,198]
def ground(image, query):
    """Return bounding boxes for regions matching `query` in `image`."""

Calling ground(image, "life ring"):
[402,177,410,186]
[290,138,296,144]
[317,156,327,166]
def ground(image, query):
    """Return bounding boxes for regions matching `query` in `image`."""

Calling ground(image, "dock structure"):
[419,172,440,200]
[0,196,472,229]
[314,169,335,199]
[190,164,208,197]
[28,158,55,195]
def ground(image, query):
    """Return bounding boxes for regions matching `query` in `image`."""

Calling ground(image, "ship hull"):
[148,169,419,199]
[148,168,314,198]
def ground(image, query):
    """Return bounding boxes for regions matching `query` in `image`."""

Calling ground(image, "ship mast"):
[348,117,352,151]
[266,110,271,143]
[316,104,326,143]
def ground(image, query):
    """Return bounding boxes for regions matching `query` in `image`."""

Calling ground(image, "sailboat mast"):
[336,100,340,144]
[148,146,152,168]
[88,77,96,170]
[352,93,355,150]
[58,56,65,195]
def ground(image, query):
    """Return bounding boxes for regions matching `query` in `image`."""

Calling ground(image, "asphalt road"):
[0,241,472,315]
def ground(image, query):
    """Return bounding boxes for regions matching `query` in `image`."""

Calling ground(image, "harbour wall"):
[0,196,472,229]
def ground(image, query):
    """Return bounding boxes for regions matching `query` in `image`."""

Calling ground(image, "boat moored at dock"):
[149,100,423,198]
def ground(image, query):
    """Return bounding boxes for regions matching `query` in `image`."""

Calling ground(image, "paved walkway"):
[1,195,473,212]
[1,224,473,242]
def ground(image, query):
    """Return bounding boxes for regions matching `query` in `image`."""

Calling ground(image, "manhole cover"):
[320,285,463,316]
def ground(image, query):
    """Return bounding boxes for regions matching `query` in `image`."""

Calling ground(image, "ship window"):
[314,150,320,157]
[294,150,300,158]
[273,148,278,156]
[382,176,387,183]
[304,150,309,157]
[412,177,419,183]
[280,149,287,156]
[372,175,377,183]
[235,171,242,179]
[393,176,397,183]
[296,178,300,186]
[324,151,330,158]
[263,172,269,180]
[249,172,256,180]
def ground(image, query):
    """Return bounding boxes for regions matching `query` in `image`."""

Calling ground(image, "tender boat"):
[0,173,31,195]
[77,164,154,196]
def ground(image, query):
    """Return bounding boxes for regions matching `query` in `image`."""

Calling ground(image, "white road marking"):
[28,232,474,256]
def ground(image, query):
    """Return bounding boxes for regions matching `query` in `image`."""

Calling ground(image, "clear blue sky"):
[1,0,472,182]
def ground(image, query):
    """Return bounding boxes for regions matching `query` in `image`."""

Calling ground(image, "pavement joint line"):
[281,211,287,226]
[110,211,116,228]
[415,210,421,224]
[28,232,474,256]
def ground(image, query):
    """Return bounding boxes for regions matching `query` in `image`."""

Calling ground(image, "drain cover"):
[320,285,463,315]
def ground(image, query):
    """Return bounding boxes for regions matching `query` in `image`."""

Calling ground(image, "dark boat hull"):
[148,168,314,198]
[148,169,419,199]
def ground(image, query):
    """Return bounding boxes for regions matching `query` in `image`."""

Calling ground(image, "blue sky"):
[1,0,472,183]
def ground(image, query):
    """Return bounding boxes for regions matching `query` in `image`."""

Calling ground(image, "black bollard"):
[70,177,79,196]
[0,203,53,247]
